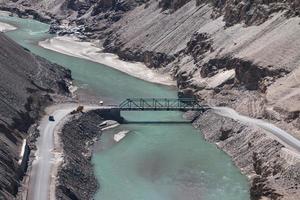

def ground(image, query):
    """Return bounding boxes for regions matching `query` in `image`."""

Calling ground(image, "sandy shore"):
[39,36,176,86]
[0,21,17,32]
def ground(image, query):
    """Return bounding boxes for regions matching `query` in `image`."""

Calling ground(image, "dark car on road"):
[48,116,55,121]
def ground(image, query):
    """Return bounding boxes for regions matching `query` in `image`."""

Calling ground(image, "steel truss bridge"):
[118,98,208,111]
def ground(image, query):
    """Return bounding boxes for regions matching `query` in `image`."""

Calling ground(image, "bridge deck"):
[118,98,208,111]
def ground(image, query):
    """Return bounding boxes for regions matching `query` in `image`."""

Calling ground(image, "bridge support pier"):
[109,107,122,122]
[98,108,123,123]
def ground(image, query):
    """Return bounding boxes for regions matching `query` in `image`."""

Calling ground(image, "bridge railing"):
[119,98,206,111]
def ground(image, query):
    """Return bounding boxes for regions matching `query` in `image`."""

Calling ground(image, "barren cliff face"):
[0,33,71,199]
[96,0,300,133]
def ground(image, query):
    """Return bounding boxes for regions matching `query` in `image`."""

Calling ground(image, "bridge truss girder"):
[119,98,206,111]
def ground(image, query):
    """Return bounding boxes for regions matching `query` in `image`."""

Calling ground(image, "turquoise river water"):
[0,16,250,200]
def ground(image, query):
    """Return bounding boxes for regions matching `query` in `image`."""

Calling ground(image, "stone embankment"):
[56,109,122,200]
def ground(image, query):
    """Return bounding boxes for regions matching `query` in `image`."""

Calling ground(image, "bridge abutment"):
[98,108,123,123]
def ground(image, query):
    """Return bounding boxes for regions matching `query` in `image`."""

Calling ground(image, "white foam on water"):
[114,130,129,142]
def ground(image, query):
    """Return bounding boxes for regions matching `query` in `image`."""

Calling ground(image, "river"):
[0,16,250,200]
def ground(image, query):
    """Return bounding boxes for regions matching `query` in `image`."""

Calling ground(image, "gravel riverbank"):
[56,109,123,200]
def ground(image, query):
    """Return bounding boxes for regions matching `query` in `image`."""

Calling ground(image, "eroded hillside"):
[0,33,71,199]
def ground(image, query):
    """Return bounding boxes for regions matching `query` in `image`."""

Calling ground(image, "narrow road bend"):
[28,104,101,200]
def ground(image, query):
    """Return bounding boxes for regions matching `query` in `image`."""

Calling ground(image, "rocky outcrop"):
[0,5,53,23]
[181,56,288,91]
[56,110,102,200]
[103,38,175,68]
[0,33,71,199]
[204,0,300,26]
[184,32,213,64]
[2,0,300,29]
[192,110,300,200]
[56,109,122,200]
[158,0,192,12]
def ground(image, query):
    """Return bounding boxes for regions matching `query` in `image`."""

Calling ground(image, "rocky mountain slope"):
[0,33,71,199]
[191,109,300,200]
[4,0,298,126]
[1,0,300,199]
